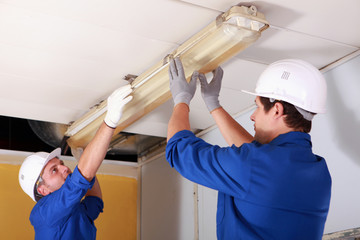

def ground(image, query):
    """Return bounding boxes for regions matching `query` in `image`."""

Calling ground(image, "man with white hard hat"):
[19,84,133,240]
[166,58,331,239]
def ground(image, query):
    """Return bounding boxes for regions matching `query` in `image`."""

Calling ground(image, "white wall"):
[313,55,360,233]
[198,54,360,236]
[140,154,196,240]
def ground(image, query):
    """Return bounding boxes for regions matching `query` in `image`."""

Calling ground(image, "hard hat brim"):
[44,148,62,166]
[241,89,257,96]
[242,89,278,101]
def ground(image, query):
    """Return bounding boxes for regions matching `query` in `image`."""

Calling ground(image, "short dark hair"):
[259,97,313,133]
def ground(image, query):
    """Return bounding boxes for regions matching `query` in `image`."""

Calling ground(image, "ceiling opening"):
[0,115,166,163]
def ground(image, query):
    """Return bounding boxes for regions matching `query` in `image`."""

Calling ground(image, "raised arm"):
[167,103,191,140]
[85,177,102,199]
[211,107,253,147]
[199,68,253,147]
[77,85,133,181]
[77,122,114,181]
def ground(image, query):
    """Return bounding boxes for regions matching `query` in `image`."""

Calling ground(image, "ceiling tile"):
[0,0,220,44]
[180,0,360,47]
[236,27,358,69]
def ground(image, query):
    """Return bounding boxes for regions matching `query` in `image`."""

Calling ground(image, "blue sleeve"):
[166,130,253,198]
[81,196,104,221]
[38,166,95,227]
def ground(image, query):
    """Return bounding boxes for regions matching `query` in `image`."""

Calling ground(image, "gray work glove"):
[169,57,197,106]
[198,67,224,112]
[104,84,133,128]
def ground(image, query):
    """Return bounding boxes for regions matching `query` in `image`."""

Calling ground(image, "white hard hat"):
[243,59,327,114]
[18,148,61,201]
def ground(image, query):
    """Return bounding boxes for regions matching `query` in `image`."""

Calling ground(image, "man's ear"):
[37,184,51,196]
[273,102,285,119]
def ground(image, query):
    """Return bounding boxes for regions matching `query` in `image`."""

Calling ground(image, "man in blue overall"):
[18,84,133,240]
[166,57,331,239]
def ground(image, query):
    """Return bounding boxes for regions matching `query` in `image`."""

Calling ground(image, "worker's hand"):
[199,67,224,112]
[169,57,197,106]
[104,84,133,128]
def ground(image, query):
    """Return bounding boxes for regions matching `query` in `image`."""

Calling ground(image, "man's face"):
[40,158,72,194]
[250,96,274,144]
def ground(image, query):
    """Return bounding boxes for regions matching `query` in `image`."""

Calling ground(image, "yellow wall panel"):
[97,174,138,240]
[0,164,35,239]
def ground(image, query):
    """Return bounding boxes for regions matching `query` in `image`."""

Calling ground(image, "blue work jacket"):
[30,166,104,240]
[166,130,331,240]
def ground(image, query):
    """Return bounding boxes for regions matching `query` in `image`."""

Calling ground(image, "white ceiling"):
[0,0,359,138]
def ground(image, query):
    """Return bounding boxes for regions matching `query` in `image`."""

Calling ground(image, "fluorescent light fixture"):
[65,5,269,150]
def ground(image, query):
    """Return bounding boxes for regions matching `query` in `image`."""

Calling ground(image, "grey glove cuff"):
[204,98,221,112]
[173,92,193,106]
